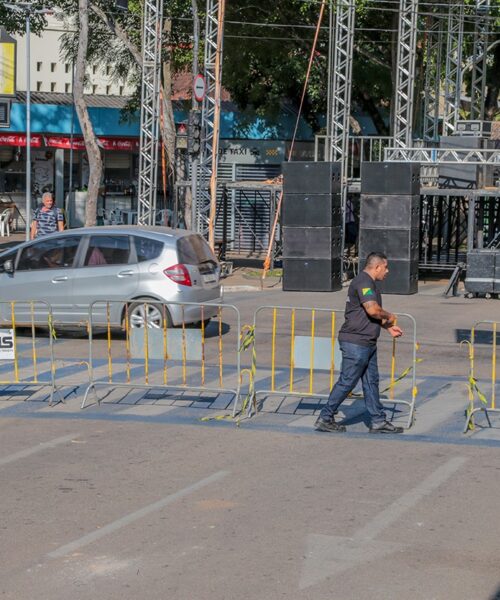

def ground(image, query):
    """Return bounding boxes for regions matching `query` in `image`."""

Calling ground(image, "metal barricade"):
[0,300,60,404]
[250,306,419,428]
[464,320,499,432]
[82,300,242,412]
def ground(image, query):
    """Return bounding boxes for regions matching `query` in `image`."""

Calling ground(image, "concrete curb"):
[222,285,261,292]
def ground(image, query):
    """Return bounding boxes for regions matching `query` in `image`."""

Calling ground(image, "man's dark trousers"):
[319,341,386,424]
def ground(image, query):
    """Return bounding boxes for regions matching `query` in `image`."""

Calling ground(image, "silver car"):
[0,226,222,328]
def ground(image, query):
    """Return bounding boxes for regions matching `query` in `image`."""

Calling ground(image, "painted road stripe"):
[301,456,467,588]
[0,434,76,467]
[48,470,229,559]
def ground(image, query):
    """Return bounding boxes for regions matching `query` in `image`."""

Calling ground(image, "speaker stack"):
[359,162,420,295]
[281,162,342,291]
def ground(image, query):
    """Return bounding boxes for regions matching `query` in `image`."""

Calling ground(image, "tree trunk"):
[485,43,500,120]
[74,0,102,227]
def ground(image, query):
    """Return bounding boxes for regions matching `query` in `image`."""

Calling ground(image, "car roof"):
[2,226,200,253]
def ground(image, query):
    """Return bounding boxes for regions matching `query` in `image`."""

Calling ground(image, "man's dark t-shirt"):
[338,271,382,347]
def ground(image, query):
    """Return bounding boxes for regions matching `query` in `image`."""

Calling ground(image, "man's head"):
[364,252,389,281]
[42,192,54,209]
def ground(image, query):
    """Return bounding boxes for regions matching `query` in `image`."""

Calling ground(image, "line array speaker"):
[361,162,420,195]
[358,228,419,262]
[283,226,342,259]
[282,258,342,292]
[282,161,341,195]
[359,195,420,229]
[282,193,342,227]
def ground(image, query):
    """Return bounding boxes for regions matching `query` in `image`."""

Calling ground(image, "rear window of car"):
[134,236,164,263]
[177,235,216,265]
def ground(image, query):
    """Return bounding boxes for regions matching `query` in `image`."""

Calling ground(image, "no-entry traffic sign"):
[193,74,206,102]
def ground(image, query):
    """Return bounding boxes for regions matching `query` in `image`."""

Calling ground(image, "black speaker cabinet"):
[361,162,421,195]
[282,161,341,195]
[283,258,342,292]
[358,227,420,262]
[465,250,497,294]
[378,260,418,295]
[283,226,342,259]
[360,195,420,229]
[282,193,342,227]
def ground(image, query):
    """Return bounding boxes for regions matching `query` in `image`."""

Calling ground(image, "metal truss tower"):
[470,0,491,120]
[422,13,442,141]
[442,2,464,136]
[196,0,225,235]
[329,0,355,167]
[137,0,164,226]
[393,0,419,147]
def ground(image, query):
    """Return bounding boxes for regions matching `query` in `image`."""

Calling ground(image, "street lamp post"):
[5,3,51,241]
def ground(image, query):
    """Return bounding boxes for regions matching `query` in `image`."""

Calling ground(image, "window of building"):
[36,81,42,91]
[36,62,42,72]
[106,66,111,76]
[92,85,97,94]
[65,83,71,93]
[50,82,56,92]
[106,85,111,95]
[50,62,56,72]
[65,63,71,73]
[92,65,97,74]
[119,86,124,96]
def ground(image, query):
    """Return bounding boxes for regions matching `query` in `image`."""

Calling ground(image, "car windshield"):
[177,235,216,265]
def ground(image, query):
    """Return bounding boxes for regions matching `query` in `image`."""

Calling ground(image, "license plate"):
[202,273,217,283]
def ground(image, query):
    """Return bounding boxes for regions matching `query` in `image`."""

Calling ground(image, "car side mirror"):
[1,259,14,274]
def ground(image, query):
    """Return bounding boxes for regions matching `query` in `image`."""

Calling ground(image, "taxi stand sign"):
[0,28,17,97]
[0,329,15,361]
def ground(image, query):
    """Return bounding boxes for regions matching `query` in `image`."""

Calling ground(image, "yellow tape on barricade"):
[200,324,256,425]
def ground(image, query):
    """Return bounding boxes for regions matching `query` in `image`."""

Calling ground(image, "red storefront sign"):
[45,136,87,150]
[0,133,42,147]
[44,135,139,151]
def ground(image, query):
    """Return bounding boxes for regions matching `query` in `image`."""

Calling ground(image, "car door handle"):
[117,270,135,277]
[52,276,68,283]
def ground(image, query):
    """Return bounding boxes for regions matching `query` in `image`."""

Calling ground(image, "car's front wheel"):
[127,301,172,329]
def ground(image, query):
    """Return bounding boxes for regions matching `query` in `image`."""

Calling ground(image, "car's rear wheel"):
[127,301,172,329]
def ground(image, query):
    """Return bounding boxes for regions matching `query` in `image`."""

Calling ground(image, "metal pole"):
[25,11,31,241]
[67,60,75,219]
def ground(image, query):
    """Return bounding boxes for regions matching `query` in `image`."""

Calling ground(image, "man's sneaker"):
[314,417,346,433]
[369,420,404,434]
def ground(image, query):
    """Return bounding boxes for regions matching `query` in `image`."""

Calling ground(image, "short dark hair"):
[365,252,387,268]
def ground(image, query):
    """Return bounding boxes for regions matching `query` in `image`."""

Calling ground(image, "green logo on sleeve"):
[362,287,374,297]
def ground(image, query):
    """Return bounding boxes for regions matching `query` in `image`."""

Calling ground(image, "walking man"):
[315,252,404,434]
[30,192,64,240]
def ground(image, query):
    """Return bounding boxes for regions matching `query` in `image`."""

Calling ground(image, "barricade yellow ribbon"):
[200,324,256,425]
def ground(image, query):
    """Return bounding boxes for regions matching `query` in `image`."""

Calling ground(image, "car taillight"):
[163,263,192,286]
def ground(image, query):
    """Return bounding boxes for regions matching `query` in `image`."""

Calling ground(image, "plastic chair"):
[103,208,124,226]
[0,209,11,237]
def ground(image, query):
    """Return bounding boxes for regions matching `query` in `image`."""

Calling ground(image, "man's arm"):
[363,301,403,337]
[362,301,396,325]
[57,209,65,232]
[30,220,37,240]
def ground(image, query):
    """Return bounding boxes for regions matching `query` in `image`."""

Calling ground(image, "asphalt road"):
[2,286,500,599]
[1,417,500,599]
